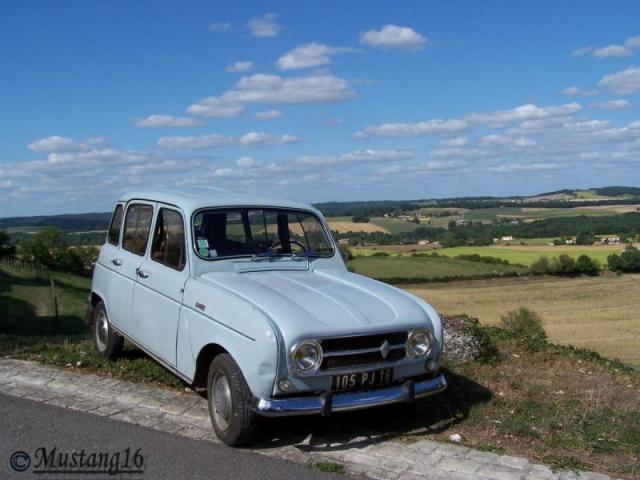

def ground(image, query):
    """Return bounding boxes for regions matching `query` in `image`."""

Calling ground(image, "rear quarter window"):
[107,204,123,246]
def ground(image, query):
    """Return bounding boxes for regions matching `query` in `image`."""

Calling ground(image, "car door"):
[131,205,188,367]
[106,201,155,336]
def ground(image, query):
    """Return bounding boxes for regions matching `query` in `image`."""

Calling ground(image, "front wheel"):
[92,302,124,360]
[207,354,256,446]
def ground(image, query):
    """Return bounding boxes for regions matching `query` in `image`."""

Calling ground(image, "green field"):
[0,265,183,387]
[369,216,425,233]
[350,255,527,281]
[463,207,619,222]
[436,245,625,266]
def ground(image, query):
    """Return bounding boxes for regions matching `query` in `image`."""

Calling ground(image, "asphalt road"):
[0,393,349,480]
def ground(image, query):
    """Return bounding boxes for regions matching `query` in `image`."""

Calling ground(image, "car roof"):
[118,187,318,215]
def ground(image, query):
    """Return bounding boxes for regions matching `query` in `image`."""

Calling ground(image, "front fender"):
[177,278,282,398]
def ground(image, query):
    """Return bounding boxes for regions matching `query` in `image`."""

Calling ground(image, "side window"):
[151,209,186,271]
[123,204,154,256]
[107,204,123,246]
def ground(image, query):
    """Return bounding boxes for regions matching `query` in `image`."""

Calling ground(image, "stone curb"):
[0,359,616,480]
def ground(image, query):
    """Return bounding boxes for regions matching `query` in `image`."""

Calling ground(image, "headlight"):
[291,340,323,375]
[406,330,432,358]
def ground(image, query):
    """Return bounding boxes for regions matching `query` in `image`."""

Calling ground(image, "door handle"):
[136,268,149,279]
[111,258,123,266]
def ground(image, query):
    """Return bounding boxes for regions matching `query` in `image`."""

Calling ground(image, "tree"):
[351,215,370,223]
[530,256,551,274]
[551,254,576,275]
[607,248,640,273]
[574,255,599,276]
[0,229,15,257]
[575,231,595,245]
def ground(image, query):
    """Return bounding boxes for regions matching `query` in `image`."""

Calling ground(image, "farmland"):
[353,243,628,266]
[408,274,640,366]
[349,255,527,282]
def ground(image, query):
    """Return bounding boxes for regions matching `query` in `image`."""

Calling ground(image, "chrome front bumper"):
[252,373,447,417]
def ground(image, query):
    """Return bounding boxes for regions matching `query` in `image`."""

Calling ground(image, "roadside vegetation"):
[1,262,638,478]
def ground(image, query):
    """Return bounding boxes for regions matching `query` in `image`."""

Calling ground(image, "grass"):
[0,265,183,388]
[436,245,624,266]
[463,206,628,222]
[1,265,639,478]
[369,216,424,234]
[407,274,640,366]
[349,255,527,282]
[312,461,345,474]
[426,331,640,478]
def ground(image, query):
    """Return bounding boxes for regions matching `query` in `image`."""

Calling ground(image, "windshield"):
[192,208,335,260]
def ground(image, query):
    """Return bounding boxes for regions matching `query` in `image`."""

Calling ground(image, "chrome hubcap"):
[96,311,109,351]
[212,372,232,430]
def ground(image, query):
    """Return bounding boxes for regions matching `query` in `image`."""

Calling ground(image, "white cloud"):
[157,134,235,149]
[209,22,231,32]
[280,134,300,144]
[221,72,354,104]
[255,110,283,120]
[358,103,581,138]
[236,156,258,168]
[480,134,536,147]
[357,119,468,138]
[293,149,414,167]
[441,137,469,147]
[133,115,203,128]
[572,46,593,57]
[360,25,426,51]
[599,66,640,95]
[27,136,109,153]
[562,86,598,96]
[626,35,640,48]
[247,13,280,38]
[593,45,633,58]
[225,61,254,73]
[28,136,78,152]
[186,97,245,117]
[276,43,354,70]
[589,99,631,111]
[464,102,582,124]
[158,131,298,149]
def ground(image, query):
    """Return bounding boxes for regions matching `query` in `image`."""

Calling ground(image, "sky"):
[2,0,640,216]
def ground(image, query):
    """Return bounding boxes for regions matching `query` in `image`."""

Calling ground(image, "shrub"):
[574,255,599,276]
[551,254,576,275]
[371,251,390,257]
[607,247,640,273]
[351,214,370,223]
[501,307,547,349]
[530,256,551,274]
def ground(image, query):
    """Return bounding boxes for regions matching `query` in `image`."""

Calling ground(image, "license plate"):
[331,368,393,391]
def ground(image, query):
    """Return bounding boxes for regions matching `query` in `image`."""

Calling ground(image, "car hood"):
[196,269,440,346]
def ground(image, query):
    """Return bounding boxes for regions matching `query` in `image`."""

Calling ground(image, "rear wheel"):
[92,302,124,360]
[207,354,256,446]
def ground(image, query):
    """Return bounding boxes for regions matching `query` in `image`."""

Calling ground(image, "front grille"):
[319,331,408,371]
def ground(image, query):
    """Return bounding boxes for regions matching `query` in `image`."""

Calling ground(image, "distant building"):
[604,236,621,245]
[455,219,470,226]
[565,238,576,245]
[501,236,514,242]
[417,240,430,245]
[338,238,351,245]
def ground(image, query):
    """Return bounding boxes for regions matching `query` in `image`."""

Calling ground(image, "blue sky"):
[2,1,640,216]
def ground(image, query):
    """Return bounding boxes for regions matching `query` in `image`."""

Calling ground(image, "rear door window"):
[123,204,154,256]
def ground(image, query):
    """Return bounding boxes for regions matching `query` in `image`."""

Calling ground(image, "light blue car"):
[87,187,446,445]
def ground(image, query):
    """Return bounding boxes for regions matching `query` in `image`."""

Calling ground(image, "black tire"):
[92,301,124,360]
[207,354,256,446]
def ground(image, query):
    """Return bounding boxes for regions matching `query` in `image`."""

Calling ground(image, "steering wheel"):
[271,240,307,253]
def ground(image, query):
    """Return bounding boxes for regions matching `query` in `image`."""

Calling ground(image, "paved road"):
[0,393,348,480]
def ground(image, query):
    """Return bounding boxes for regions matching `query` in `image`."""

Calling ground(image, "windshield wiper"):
[251,248,294,262]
